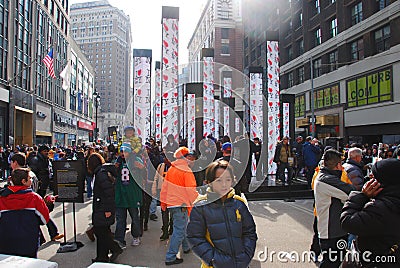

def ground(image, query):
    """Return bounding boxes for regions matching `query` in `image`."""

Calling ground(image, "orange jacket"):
[160,158,198,214]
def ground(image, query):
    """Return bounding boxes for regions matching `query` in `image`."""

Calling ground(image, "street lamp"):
[93,91,100,142]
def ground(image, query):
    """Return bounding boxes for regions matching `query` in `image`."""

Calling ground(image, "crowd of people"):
[0,130,399,267]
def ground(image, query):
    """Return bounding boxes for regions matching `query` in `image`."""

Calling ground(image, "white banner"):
[133,56,151,142]
[161,17,179,145]
[155,66,161,141]
[249,72,263,141]
[235,118,240,133]
[283,103,290,138]
[203,56,214,138]
[223,77,232,98]
[267,41,280,175]
[215,100,219,139]
[187,94,196,151]
[223,106,230,136]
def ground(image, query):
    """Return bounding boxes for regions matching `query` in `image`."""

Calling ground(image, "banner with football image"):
[203,56,214,138]
[161,7,179,146]
[283,103,290,138]
[187,94,196,151]
[223,106,230,136]
[155,62,161,141]
[249,71,263,177]
[266,41,280,175]
[133,53,151,142]
[223,77,232,98]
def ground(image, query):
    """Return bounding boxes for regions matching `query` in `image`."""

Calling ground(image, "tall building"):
[2,0,82,147]
[187,0,245,137]
[242,0,282,71]
[279,0,400,145]
[70,0,132,138]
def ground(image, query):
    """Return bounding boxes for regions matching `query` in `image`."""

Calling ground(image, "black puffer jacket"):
[92,164,117,227]
[341,186,400,267]
[28,153,49,183]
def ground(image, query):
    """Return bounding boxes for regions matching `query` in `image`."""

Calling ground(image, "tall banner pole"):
[155,61,161,141]
[161,6,179,146]
[133,49,152,142]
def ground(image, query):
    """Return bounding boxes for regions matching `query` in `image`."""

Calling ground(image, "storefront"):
[0,87,8,147]
[77,120,94,145]
[53,109,78,146]
[35,102,52,145]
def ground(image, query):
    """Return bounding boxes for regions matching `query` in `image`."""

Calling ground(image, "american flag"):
[43,48,56,79]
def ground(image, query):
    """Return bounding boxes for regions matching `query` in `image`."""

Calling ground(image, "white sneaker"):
[131,237,140,246]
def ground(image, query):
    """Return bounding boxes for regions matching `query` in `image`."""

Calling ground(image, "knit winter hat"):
[174,147,190,159]
[371,158,400,186]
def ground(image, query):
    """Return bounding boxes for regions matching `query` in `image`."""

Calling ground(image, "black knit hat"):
[371,158,400,186]
[38,145,50,153]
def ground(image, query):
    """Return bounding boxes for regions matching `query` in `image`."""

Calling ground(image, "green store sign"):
[347,68,392,108]
[312,84,340,110]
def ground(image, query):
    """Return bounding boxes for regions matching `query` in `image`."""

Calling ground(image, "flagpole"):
[7,44,53,86]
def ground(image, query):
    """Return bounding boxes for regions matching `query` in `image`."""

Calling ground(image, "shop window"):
[347,68,392,108]
[312,84,340,110]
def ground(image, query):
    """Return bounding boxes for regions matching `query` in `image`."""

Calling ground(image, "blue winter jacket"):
[302,142,321,167]
[187,189,257,268]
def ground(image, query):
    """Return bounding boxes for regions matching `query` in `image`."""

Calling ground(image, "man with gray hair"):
[342,147,364,190]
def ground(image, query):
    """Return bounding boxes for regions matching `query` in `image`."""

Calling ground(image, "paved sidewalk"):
[37,198,316,268]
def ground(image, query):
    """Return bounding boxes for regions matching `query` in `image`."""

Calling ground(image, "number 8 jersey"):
[115,156,142,208]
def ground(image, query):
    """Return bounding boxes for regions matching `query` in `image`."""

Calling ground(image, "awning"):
[36,130,52,137]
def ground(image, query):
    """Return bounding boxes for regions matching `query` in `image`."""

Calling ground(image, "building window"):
[298,39,304,55]
[331,0,336,3]
[313,58,322,78]
[221,28,229,39]
[351,2,363,26]
[330,17,338,38]
[313,85,340,109]
[375,25,390,53]
[288,46,293,61]
[379,0,390,10]
[288,72,294,87]
[244,37,248,49]
[298,67,305,83]
[315,28,322,46]
[295,94,305,117]
[351,39,364,61]
[221,44,230,55]
[315,0,320,14]
[329,50,338,72]
[347,68,392,108]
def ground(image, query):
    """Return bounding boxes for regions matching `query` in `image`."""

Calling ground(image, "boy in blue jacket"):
[0,168,50,258]
[187,160,257,268]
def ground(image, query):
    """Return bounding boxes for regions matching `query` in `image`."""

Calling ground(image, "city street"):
[37,197,316,268]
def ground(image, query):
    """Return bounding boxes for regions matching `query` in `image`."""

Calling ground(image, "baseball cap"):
[222,142,232,151]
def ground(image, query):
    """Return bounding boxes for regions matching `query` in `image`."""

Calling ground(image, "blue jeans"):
[86,176,93,198]
[115,207,140,243]
[150,198,157,215]
[166,207,190,262]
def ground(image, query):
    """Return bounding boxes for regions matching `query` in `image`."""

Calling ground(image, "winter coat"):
[92,164,117,227]
[302,142,321,167]
[342,159,364,190]
[27,153,50,183]
[341,187,400,267]
[152,162,168,197]
[314,167,355,239]
[114,157,142,208]
[187,189,257,268]
[273,142,294,164]
[160,158,198,213]
[0,186,49,258]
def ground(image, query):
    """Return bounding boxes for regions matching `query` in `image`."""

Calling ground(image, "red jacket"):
[0,186,49,258]
[160,158,198,214]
